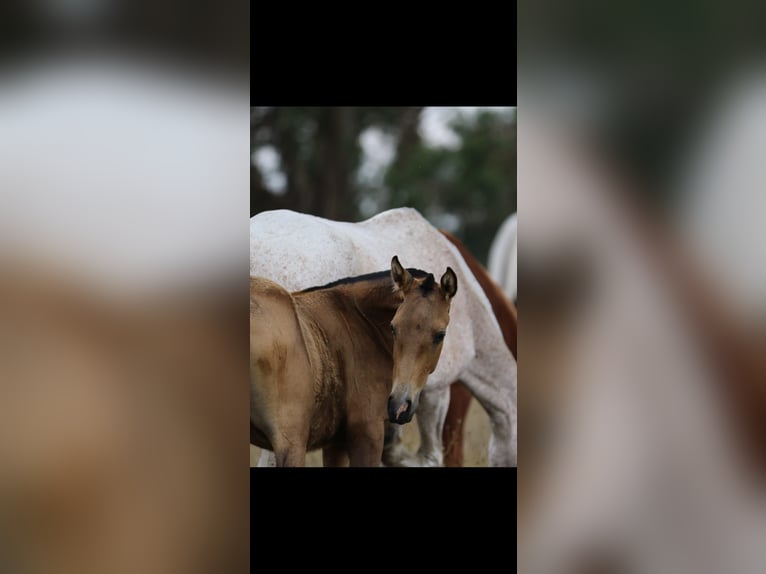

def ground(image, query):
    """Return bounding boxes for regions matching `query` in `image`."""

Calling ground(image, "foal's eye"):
[390,324,396,337]
[433,331,446,345]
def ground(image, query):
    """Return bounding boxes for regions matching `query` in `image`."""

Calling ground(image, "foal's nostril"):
[387,395,414,423]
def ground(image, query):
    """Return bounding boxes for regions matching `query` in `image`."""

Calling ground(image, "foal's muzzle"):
[387,394,415,424]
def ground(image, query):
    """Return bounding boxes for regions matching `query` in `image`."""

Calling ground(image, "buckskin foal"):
[250,256,457,467]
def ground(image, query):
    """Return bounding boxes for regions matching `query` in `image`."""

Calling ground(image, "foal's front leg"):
[322,443,349,467]
[271,437,307,467]
[346,421,384,467]
[269,423,310,467]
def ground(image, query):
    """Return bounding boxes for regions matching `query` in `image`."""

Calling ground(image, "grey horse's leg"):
[381,423,405,466]
[413,385,451,466]
[382,385,451,467]
[460,369,517,467]
[256,450,276,467]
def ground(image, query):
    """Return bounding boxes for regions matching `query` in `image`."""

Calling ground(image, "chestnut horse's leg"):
[442,382,473,467]
[346,422,384,467]
[322,444,349,467]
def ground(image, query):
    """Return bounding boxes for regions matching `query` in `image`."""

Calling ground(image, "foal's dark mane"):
[299,268,434,294]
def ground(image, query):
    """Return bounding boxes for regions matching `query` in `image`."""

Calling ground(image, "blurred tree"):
[251,106,423,221]
[384,109,516,264]
[251,107,516,265]
[519,1,766,207]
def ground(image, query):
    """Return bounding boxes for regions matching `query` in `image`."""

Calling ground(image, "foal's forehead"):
[400,280,449,315]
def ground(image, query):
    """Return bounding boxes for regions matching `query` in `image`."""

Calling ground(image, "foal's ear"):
[440,267,458,300]
[391,255,414,292]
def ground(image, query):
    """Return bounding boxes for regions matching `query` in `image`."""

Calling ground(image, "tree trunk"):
[317,107,353,220]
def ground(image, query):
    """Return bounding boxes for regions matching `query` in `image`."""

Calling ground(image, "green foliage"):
[251,107,516,266]
[383,109,516,264]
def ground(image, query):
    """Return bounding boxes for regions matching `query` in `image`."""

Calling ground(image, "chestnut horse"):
[438,229,518,466]
[250,256,457,467]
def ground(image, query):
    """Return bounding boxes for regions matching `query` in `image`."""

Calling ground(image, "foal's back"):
[250,276,391,464]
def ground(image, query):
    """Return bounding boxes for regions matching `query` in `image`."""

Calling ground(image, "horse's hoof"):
[394,454,443,467]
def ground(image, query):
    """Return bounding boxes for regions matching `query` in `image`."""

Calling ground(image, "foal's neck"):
[340,277,400,318]
[298,273,401,340]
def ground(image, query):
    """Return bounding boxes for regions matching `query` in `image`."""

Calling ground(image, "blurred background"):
[251,106,517,266]
[0,1,248,573]
[518,2,766,573]
[6,0,766,569]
